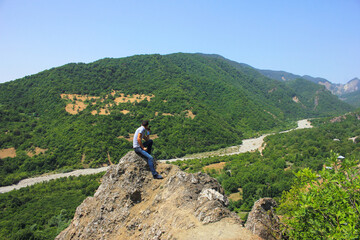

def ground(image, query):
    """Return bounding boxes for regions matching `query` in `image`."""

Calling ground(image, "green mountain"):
[258,69,332,85]
[0,53,353,186]
[340,90,360,108]
[284,78,353,114]
[196,53,354,113]
[258,68,360,108]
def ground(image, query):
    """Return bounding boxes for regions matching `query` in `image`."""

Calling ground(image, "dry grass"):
[203,162,226,172]
[228,188,243,201]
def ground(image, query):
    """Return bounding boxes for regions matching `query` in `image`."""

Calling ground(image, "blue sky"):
[0,0,359,84]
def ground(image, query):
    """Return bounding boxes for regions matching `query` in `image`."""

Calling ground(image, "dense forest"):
[1,112,358,239]
[171,111,360,213]
[0,173,102,240]
[1,53,353,186]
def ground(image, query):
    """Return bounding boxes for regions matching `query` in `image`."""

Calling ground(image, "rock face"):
[56,151,260,240]
[245,198,280,240]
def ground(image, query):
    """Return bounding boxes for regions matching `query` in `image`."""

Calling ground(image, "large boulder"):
[245,198,280,240]
[56,151,260,240]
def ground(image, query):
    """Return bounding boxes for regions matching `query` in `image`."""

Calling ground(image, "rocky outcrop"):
[56,151,260,240]
[245,198,280,240]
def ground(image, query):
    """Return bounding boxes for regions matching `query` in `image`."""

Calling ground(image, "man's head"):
[142,120,150,129]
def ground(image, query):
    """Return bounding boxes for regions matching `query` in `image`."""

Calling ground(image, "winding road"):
[0,119,312,194]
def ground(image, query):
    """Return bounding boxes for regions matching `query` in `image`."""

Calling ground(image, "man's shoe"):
[153,174,163,179]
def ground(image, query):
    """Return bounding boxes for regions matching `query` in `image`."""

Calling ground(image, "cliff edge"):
[56,151,260,240]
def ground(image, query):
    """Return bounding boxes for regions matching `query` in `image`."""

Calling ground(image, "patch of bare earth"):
[113,93,154,104]
[264,110,276,119]
[155,110,196,119]
[349,136,358,143]
[268,87,277,93]
[228,188,243,201]
[0,147,16,159]
[61,91,155,115]
[203,162,226,173]
[118,134,135,142]
[331,115,346,123]
[65,101,88,115]
[26,147,47,157]
[292,96,300,103]
[185,110,196,119]
[162,113,174,116]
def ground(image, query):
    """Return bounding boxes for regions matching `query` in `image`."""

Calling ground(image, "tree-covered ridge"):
[0,173,102,240]
[0,53,353,186]
[285,78,353,115]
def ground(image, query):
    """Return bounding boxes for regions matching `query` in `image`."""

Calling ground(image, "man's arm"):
[137,133,147,151]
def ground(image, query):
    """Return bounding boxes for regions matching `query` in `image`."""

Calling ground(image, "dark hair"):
[142,120,149,127]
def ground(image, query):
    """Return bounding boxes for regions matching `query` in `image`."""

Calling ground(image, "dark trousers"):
[143,140,153,154]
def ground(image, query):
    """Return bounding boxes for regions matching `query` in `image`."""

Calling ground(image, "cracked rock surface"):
[56,151,260,240]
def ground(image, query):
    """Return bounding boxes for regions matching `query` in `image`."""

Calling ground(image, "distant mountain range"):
[197,53,359,107]
[258,69,360,107]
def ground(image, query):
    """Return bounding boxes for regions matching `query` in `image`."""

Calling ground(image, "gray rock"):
[245,198,280,240]
[56,151,260,240]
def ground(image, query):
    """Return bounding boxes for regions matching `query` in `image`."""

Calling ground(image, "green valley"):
[0,53,358,239]
[1,53,352,186]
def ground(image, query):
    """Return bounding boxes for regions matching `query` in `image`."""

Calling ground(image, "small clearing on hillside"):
[61,91,155,115]
[26,147,47,157]
[292,96,300,103]
[0,148,16,159]
[228,188,243,201]
[185,110,196,119]
[203,162,226,173]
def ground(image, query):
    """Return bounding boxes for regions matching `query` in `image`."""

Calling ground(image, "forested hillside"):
[257,67,360,108]
[172,111,360,213]
[284,78,351,115]
[340,90,360,108]
[0,53,353,186]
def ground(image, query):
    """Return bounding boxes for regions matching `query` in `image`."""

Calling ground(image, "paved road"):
[0,119,312,193]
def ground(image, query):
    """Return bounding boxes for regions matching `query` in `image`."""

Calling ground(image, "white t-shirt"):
[133,126,146,148]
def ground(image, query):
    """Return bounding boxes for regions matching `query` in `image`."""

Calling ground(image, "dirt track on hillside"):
[0,119,312,193]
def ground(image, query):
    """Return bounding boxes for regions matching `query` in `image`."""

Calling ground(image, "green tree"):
[278,152,360,239]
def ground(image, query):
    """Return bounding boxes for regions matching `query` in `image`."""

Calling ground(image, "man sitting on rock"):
[133,120,163,179]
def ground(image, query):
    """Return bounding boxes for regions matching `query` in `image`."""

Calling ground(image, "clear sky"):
[0,0,359,84]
